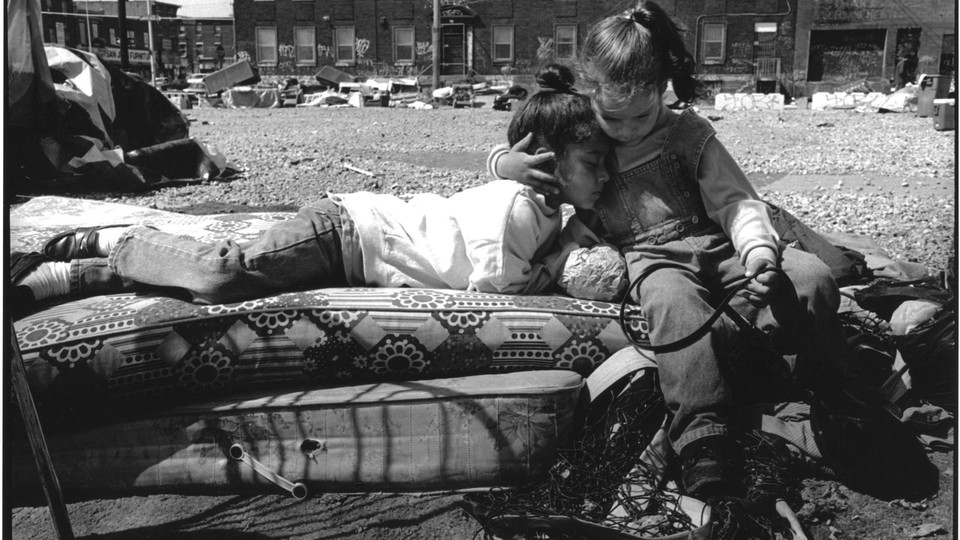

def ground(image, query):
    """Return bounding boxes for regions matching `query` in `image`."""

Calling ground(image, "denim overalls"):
[578,109,844,454]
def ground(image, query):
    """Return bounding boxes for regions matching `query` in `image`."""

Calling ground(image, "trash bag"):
[810,380,939,501]
[892,303,957,414]
[853,277,953,321]
[8,43,232,193]
[766,202,869,286]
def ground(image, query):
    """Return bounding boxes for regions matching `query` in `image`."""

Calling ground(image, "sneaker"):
[679,435,743,501]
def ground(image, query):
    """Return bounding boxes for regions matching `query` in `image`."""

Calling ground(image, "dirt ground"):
[7,102,957,539]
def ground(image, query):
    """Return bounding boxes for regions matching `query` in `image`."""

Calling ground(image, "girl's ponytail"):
[630,1,702,103]
[579,0,701,104]
[536,63,577,95]
[508,64,600,158]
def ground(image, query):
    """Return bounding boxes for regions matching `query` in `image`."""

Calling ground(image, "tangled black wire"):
[465,369,700,539]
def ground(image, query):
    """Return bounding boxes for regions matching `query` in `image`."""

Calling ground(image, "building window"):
[91,22,99,38]
[109,28,117,45]
[295,27,316,65]
[702,22,726,64]
[196,22,203,33]
[214,24,222,36]
[179,25,185,35]
[334,26,355,65]
[256,27,277,64]
[144,32,150,48]
[179,42,188,56]
[126,30,135,47]
[555,25,576,59]
[393,27,414,64]
[492,25,514,62]
[195,42,204,58]
[79,23,88,45]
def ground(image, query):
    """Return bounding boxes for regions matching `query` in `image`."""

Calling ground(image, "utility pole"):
[146,0,157,85]
[117,0,129,70]
[431,0,439,92]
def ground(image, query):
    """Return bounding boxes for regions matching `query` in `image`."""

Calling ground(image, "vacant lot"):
[10,103,956,539]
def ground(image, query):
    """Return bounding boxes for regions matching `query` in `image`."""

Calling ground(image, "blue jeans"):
[107,199,347,303]
[627,233,842,454]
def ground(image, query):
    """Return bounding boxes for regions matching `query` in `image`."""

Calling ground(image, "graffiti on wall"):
[810,91,885,110]
[714,93,785,111]
[816,0,887,23]
[246,34,432,78]
[537,37,554,62]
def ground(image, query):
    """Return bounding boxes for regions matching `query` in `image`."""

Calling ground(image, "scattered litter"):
[816,122,835,128]
[889,499,929,510]
[911,523,946,538]
[344,163,376,177]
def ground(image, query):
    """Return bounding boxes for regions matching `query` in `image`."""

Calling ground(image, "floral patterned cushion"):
[11,197,650,420]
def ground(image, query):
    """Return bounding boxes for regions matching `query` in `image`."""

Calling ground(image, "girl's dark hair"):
[507,64,600,160]
[579,0,702,104]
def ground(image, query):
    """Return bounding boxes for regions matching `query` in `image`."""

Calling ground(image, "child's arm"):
[486,133,561,196]
[698,138,782,304]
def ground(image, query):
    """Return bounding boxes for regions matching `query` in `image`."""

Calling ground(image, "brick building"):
[231,0,955,97]
[64,0,182,78]
[177,17,236,75]
[232,0,621,82]
[792,0,955,94]
[38,0,78,47]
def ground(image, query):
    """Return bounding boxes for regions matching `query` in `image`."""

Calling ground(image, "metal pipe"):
[431,0,439,92]
[146,0,156,85]
[228,444,308,500]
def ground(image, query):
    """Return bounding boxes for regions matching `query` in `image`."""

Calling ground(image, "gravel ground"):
[9,101,957,539]
[31,103,954,274]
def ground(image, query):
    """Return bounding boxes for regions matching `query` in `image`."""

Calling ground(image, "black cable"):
[619,262,788,354]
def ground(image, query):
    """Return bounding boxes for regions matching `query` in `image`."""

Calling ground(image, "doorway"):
[441,24,465,76]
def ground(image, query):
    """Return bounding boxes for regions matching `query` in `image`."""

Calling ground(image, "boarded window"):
[807,29,886,83]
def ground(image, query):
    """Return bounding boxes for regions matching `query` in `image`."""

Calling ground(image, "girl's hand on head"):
[498,133,561,196]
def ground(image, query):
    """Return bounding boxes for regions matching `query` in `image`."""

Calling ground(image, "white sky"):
[165,0,232,19]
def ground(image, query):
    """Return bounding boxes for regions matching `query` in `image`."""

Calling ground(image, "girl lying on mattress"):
[12,64,617,316]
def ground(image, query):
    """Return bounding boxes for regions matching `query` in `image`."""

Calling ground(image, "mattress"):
[7,370,585,498]
[10,196,650,422]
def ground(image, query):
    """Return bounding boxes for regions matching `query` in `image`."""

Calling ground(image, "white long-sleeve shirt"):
[333,180,574,294]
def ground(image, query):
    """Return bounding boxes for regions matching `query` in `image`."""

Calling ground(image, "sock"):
[96,227,128,256]
[17,262,72,300]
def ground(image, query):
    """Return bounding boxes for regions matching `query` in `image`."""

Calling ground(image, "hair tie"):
[536,78,576,94]
[630,10,649,27]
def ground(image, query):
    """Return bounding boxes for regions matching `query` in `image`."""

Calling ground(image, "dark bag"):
[892,303,957,414]
[766,203,869,286]
[810,380,939,501]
